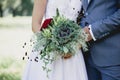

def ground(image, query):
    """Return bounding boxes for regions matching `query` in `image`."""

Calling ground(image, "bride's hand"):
[62,54,72,59]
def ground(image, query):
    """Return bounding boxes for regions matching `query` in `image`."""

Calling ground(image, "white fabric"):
[45,0,82,21]
[22,0,88,80]
[88,25,96,41]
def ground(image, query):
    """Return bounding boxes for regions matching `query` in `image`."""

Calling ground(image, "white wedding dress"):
[22,0,88,80]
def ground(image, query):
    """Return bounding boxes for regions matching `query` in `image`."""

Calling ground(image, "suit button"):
[85,22,89,26]
[85,13,88,16]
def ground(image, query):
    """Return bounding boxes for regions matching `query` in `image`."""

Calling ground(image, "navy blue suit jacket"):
[81,0,120,66]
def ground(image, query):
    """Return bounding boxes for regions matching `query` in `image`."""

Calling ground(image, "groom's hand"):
[83,26,93,41]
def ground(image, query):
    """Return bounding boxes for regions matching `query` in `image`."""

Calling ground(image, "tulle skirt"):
[22,50,88,80]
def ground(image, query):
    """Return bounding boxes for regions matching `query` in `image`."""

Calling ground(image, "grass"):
[0,16,32,28]
[0,16,33,80]
[0,57,25,80]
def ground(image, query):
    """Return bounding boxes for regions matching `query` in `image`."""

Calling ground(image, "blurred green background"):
[0,0,33,80]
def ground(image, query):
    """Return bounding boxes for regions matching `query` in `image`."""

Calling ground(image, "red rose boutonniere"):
[40,18,53,31]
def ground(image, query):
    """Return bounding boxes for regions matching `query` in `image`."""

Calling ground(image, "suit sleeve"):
[91,1,120,40]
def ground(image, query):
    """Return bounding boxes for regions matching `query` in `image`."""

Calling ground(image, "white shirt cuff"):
[88,25,96,41]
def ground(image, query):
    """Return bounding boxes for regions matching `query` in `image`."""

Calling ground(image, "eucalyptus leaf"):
[63,47,69,53]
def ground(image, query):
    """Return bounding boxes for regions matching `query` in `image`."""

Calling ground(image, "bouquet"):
[31,9,88,76]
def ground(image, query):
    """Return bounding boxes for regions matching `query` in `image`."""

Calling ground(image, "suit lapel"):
[82,0,88,11]
[82,0,92,11]
[88,0,91,3]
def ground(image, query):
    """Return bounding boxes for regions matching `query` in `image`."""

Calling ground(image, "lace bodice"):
[45,0,82,21]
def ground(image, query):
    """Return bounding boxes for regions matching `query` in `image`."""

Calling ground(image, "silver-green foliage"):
[32,9,88,77]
